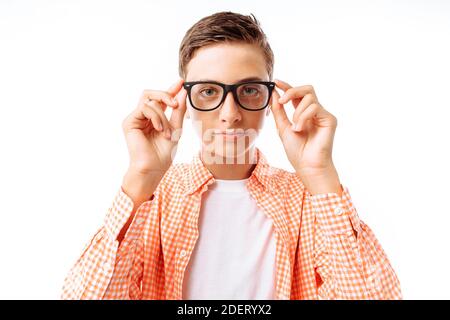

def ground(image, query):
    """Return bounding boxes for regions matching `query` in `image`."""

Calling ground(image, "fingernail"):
[295,123,302,131]
[172,98,178,105]
[165,128,171,139]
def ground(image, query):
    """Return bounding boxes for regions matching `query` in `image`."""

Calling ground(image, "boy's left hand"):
[270,79,342,194]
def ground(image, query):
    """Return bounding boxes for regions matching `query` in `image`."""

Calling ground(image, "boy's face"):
[184,42,272,161]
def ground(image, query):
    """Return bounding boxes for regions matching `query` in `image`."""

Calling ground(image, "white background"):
[0,0,449,299]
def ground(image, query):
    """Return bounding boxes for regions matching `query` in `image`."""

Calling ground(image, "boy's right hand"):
[122,78,187,177]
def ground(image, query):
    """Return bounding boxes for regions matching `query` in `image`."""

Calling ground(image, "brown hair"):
[178,11,274,80]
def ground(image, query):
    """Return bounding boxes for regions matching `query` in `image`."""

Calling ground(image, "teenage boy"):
[61,11,401,300]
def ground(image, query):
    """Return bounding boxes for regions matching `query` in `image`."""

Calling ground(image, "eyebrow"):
[197,76,265,83]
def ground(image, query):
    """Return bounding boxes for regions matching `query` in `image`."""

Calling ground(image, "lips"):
[213,129,245,135]
[212,129,246,141]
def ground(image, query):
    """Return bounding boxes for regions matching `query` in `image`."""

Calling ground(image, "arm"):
[306,184,402,299]
[60,170,163,300]
[270,80,400,299]
[61,79,186,300]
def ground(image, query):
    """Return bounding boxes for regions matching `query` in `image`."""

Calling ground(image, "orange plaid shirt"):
[61,147,402,300]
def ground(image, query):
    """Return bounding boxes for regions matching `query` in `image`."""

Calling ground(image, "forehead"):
[185,42,268,83]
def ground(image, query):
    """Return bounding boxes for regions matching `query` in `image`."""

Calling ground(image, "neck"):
[200,147,257,180]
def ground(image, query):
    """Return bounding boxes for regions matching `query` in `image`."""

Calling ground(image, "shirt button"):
[180,250,187,258]
[334,206,344,215]
[135,217,145,225]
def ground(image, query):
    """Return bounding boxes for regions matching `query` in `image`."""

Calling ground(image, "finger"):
[167,78,184,96]
[140,105,163,132]
[277,83,316,104]
[122,107,148,132]
[142,90,178,111]
[270,89,292,138]
[169,88,187,130]
[144,100,173,139]
[293,103,321,132]
[292,93,314,124]
[274,79,306,108]
[140,78,184,112]
[274,79,293,92]
[274,79,300,106]
[163,78,185,111]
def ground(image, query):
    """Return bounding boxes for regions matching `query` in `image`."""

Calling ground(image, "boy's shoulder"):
[158,161,305,196]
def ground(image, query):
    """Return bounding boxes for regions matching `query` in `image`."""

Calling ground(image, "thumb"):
[167,78,184,96]
[271,89,291,138]
[169,88,187,130]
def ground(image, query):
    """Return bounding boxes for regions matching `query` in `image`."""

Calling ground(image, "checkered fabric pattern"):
[61,147,402,300]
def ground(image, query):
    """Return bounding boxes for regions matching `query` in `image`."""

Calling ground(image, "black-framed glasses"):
[183,80,276,111]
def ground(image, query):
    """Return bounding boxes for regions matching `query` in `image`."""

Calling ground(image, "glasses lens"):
[191,83,224,110]
[189,82,270,110]
[237,83,269,110]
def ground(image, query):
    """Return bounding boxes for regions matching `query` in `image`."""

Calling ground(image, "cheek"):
[249,112,266,130]
[189,111,215,138]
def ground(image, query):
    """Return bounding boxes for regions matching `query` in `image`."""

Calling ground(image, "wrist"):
[126,164,167,178]
[127,161,169,176]
[296,165,342,197]
[122,169,165,206]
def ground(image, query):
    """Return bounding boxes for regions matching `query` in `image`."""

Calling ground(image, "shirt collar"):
[184,146,281,196]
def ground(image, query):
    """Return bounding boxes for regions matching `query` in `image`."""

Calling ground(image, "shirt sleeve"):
[60,187,158,300]
[307,184,402,299]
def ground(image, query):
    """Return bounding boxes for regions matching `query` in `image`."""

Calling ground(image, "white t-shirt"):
[182,178,277,300]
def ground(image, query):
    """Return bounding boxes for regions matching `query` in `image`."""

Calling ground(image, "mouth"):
[212,129,246,140]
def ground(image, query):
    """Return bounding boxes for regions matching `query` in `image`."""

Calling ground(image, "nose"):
[219,91,242,125]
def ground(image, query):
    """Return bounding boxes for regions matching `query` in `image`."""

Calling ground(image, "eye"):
[199,88,219,97]
[242,86,260,96]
